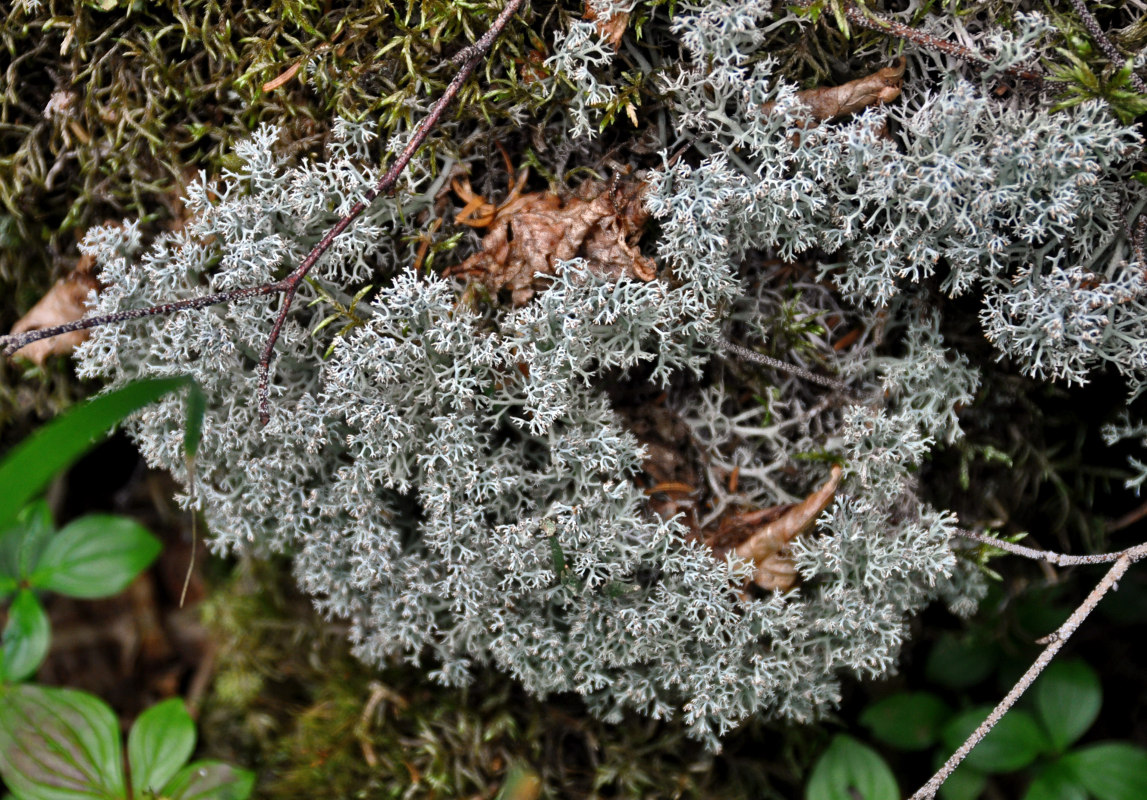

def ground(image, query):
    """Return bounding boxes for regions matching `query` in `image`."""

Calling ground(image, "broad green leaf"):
[860,692,951,751]
[0,503,58,599]
[1064,743,1147,800]
[0,590,50,683]
[805,734,898,800]
[925,633,997,689]
[162,760,256,800]
[942,707,1050,773]
[0,523,22,600]
[0,684,125,800]
[129,698,196,795]
[1034,660,1101,752]
[31,515,160,599]
[0,376,191,528]
[0,502,56,585]
[1023,760,1087,800]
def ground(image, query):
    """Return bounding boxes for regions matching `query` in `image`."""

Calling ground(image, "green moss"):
[198,558,814,799]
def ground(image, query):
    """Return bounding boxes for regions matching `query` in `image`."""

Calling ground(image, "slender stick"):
[1,0,528,424]
[1,282,287,357]
[839,2,1045,85]
[1068,0,1147,95]
[911,540,1147,800]
[953,528,1132,566]
[720,338,848,393]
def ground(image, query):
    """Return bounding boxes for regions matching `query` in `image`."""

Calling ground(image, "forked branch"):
[0,0,528,424]
[911,534,1147,800]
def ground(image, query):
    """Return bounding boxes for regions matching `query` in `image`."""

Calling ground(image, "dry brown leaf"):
[584,1,629,51]
[445,173,656,305]
[10,256,99,366]
[764,58,906,121]
[734,464,843,591]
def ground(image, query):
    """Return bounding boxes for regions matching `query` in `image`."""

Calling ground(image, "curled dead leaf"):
[9,256,99,366]
[445,171,656,305]
[764,58,905,121]
[734,464,843,591]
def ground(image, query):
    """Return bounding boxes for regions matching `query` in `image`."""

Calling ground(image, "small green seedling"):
[0,501,161,683]
[0,690,253,800]
[0,377,248,799]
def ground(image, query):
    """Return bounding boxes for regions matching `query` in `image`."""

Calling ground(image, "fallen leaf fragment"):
[764,58,906,121]
[445,172,656,305]
[262,61,302,93]
[10,256,99,366]
[734,464,843,591]
[584,1,629,51]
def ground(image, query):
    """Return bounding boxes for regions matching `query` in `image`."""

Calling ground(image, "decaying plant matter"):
[762,58,906,120]
[731,465,843,591]
[446,169,656,305]
[10,256,98,366]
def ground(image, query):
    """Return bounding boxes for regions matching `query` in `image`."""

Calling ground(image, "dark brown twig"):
[1069,0,1147,95]
[837,1,1045,85]
[0,0,528,424]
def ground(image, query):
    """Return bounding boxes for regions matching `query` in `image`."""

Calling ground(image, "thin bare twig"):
[954,527,1131,566]
[1069,0,1147,95]
[720,339,849,393]
[0,0,528,424]
[912,539,1147,799]
[836,2,1045,85]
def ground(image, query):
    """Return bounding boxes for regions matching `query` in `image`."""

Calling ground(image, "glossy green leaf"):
[129,698,197,795]
[0,502,56,585]
[806,734,898,800]
[0,376,191,528]
[860,692,951,751]
[942,707,1050,773]
[0,590,50,683]
[1023,760,1087,800]
[0,504,58,601]
[925,633,997,689]
[30,515,161,599]
[0,684,125,800]
[162,760,256,800]
[1034,660,1101,752]
[1064,743,1147,800]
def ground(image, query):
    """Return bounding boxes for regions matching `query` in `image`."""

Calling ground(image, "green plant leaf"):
[0,503,58,599]
[0,590,50,683]
[0,376,192,528]
[1023,759,1087,800]
[860,692,951,751]
[1034,660,1101,752]
[0,684,125,800]
[805,734,898,800]
[162,760,256,800]
[129,698,197,795]
[1063,743,1147,800]
[942,706,1050,773]
[30,515,161,599]
[925,633,997,689]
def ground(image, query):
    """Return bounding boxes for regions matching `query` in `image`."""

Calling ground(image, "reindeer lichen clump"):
[27,0,1145,750]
